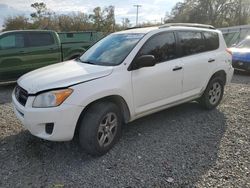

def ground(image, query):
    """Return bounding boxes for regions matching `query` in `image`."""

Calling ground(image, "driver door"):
[131,32,183,115]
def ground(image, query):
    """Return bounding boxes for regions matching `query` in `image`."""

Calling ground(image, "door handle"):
[172,66,183,71]
[208,58,215,63]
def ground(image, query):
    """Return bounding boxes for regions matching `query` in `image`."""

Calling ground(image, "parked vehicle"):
[229,36,250,72]
[0,30,103,82]
[12,23,234,156]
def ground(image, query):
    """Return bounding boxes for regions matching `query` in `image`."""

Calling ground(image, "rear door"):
[0,32,28,81]
[177,30,219,97]
[131,32,183,114]
[25,32,61,70]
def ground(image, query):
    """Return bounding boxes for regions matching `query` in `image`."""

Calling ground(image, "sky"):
[0,0,181,30]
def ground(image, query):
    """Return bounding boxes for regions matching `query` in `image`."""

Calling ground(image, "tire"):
[199,77,224,110]
[78,101,122,156]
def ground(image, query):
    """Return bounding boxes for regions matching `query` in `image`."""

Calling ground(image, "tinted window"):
[178,31,205,56]
[138,32,177,63]
[203,31,219,50]
[0,34,24,49]
[27,33,54,47]
[66,33,74,38]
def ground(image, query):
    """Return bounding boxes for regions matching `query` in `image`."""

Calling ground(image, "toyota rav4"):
[12,23,234,156]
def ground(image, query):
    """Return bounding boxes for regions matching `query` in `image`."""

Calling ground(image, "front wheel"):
[78,102,122,156]
[199,78,224,110]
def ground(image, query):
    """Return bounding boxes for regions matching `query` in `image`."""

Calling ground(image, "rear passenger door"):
[177,31,219,97]
[131,32,183,114]
[25,32,61,70]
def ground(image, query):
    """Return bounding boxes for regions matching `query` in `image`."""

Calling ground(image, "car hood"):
[230,47,250,62]
[18,60,113,94]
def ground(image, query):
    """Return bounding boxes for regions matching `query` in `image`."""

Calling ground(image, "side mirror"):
[132,55,156,70]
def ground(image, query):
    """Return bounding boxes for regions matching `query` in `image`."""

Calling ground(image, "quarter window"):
[138,32,177,63]
[178,31,206,56]
[0,34,25,49]
[203,31,219,51]
[27,33,55,47]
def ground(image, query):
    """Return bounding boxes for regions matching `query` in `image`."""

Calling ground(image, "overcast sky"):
[0,0,181,30]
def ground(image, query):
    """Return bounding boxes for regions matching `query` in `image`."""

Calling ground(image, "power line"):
[133,5,142,26]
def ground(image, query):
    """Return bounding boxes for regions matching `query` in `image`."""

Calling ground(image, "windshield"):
[236,38,250,49]
[79,33,144,66]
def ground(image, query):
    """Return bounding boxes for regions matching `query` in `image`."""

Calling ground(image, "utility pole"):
[134,5,142,26]
[239,0,242,25]
[122,18,125,28]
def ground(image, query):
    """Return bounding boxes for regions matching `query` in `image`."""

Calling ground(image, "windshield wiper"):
[76,58,96,65]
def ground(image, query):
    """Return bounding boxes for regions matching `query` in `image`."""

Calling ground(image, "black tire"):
[78,101,122,156]
[199,77,224,110]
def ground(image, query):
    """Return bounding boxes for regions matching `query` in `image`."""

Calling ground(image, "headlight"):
[33,88,73,108]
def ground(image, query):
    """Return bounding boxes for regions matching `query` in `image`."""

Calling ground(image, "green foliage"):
[166,0,250,27]
[3,15,30,31]
[89,6,115,33]
[2,2,122,33]
[30,2,49,20]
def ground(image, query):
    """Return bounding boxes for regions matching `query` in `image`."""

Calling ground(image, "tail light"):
[226,48,232,56]
[226,48,232,65]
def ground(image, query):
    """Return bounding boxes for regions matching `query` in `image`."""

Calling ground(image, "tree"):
[2,15,30,31]
[103,6,115,32]
[166,0,250,27]
[89,6,116,33]
[2,2,119,33]
[30,2,50,20]
[122,18,131,29]
[30,2,57,30]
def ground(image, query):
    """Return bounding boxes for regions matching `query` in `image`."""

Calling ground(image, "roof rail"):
[159,23,216,29]
[125,26,142,30]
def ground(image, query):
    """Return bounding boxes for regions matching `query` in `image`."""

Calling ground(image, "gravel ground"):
[0,72,249,188]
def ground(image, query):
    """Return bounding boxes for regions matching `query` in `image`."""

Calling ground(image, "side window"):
[178,31,206,56]
[138,32,177,63]
[27,33,55,47]
[203,31,219,51]
[0,34,24,49]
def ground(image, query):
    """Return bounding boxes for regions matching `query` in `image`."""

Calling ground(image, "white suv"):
[12,24,234,155]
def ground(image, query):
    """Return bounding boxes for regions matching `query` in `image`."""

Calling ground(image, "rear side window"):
[178,31,206,56]
[203,31,219,51]
[0,33,25,49]
[27,33,55,47]
[138,32,177,63]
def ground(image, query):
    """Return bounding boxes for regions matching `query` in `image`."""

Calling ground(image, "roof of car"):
[0,30,55,35]
[116,23,217,35]
[116,27,158,34]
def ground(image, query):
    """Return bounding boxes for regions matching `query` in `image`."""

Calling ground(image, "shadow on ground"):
[0,102,227,187]
[231,70,250,84]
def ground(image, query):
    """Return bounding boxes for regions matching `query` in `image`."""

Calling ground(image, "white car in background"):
[12,23,234,156]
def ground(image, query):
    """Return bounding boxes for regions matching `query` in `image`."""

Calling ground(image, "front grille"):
[15,85,28,106]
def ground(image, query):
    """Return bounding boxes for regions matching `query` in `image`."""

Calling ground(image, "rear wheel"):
[78,102,122,156]
[199,77,224,110]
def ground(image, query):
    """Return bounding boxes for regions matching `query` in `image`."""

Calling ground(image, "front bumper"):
[232,60,250,72]
[12,91,84,141]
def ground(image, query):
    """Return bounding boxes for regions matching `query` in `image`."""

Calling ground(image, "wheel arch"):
[210,70,227,85]
[74,95,131,137]
[64,48,86,60]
